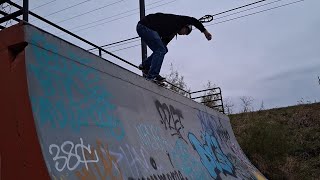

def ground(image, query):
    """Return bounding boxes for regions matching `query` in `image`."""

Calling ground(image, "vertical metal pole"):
[22,0,29,22]
[99,48,102,57]
[139,0,147,62]
[219,88,225,114]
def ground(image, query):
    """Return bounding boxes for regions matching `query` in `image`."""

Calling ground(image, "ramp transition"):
[0,23,266,180]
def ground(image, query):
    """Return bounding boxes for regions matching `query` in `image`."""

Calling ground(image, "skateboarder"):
[136,12,212,84]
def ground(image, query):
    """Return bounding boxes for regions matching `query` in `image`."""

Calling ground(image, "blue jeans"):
[136,23,168,79]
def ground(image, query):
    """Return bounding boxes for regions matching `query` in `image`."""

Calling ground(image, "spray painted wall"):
[1,24,266,180]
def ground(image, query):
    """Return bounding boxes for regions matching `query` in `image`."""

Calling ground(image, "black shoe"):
[155,75,165,82]
[138,64,144,70]
[146,77,166,86]
[138,64,149,77]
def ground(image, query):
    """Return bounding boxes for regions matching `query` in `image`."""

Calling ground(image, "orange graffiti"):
[75,140,123,180]
[52,174,67,180]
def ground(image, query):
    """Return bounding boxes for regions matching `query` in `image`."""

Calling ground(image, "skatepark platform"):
[0,23,266,180]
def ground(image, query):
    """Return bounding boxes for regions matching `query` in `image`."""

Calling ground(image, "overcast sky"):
[6,0,320,112]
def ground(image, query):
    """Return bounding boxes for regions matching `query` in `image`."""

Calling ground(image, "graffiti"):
[110,144,165,178]
[28,48,125,141]
[169,140,210,179]
[198,111,232,152]
[51,174,68,180]
[188,132,235,179]
[75,140,123,180]
[128,170,188,180]
[227,154,257,180]
[48,138,99,172]
[154,100,187,143]
[150,157,157,170]
[166,152,174,168]
[136,124,172,151]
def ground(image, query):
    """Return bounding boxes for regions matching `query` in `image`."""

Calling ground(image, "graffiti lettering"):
[49,138,99,172]
[75,140,123,180]
[110,144,163,178]
[136,124,172,151]
[188,132,235,179]
[129,170,187,180]
[169,140,210,179]
[198,111,232,152]
[154,100,187,143]
[150,157,157,170]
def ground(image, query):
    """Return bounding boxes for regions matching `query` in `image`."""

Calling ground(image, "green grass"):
[230,103,320,180]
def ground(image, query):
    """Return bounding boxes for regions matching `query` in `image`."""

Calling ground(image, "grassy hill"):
[230,102,320,180]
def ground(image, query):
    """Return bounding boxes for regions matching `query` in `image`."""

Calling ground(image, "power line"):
[205,0,304,27]
[109,43,141,53]
[87,0,270,50]
[54,0,163,32]
[89,37,140,52]
[58,0,177,35]
[214,0,284,21]
[54,0,124,24]
[210,0,268,17]
[40,0,93,19]
[97,0,305,53]
[31,0,57,10]
[97,0,303,51]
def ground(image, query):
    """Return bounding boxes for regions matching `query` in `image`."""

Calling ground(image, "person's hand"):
[204,30,212,41]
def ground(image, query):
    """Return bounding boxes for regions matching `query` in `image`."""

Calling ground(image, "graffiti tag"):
[49,138,99,172]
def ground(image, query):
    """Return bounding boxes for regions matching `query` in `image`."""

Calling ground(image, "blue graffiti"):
[170,139,210,179]
[188,132,235,179]
[136,124,171,151]
[198,111,231,145]
[27,44,125,140]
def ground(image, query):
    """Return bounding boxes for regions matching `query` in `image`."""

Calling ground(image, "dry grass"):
[230,102,320,180]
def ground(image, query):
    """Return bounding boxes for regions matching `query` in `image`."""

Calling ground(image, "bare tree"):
[259,100,265,111]
[239,96,254,113]
[165,63,190,97]
[223,97,235,115]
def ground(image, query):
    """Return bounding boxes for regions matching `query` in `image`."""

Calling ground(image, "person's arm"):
[181,16,212,41]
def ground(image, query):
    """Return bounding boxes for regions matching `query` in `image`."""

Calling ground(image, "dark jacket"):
[139,13,206,45]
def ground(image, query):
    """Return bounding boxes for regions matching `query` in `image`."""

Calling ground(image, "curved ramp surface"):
[0,24,266,180]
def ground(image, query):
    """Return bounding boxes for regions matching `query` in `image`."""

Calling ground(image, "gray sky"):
[6,0,320,112]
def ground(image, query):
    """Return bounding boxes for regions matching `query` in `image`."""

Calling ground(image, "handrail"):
[191,93,221,100]
[6,0,139,69]
[0,9,22,24]
[190,87,221,94]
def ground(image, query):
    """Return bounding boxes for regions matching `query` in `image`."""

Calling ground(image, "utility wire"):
[38,0,93,19]
[210,0,268,17]
[31,0,57,10]
[214,0,284,20]
[205,0,304,27]
[109,43,141,53]
[56,0,124,24]
[53,0,163,31]
[99,0,305,53]
[88,0,270,50]
[58,0,177,35]
[90,38,141,52]
[41,0,124,29]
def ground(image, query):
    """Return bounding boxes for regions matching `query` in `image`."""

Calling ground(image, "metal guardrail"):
[190,87,225,113]
[0,0,225,113]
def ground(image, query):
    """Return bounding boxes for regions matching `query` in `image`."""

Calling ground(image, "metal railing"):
[190,87,225,113]
[0,0,225,113]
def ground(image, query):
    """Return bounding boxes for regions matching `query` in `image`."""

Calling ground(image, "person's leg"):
[136,23,167,79]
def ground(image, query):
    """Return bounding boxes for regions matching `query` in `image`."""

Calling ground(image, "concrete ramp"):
[0,23,266,180]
